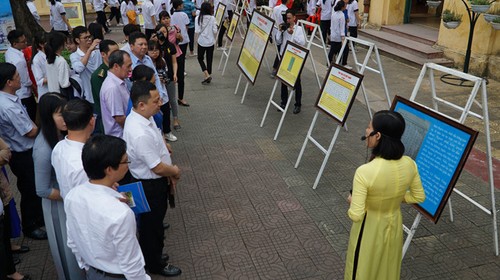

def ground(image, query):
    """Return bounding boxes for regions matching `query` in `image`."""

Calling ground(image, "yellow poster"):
[226,13,240,41]
[215,3,226,28]
[62,1,85,27]
[316,65,362,124]
[276,42,308,88]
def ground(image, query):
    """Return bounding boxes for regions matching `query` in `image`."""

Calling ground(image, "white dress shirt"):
[154,0,170,20]
[141,0,156,29]
[275,24,306,54]
[195,15,217,47]
[317,0,333,21]
[171,11,190,45]
[50,1,68,31]
[32,51,49,97]
[330,10,346,42]
[46,55,71,93]
[123,110,172,180]
[51,137,88,199]
[100,71,130,137]
[93,0,106,11]
[347,0,359,27]
[70,48,103,103]
[65,181,150,280]
[5,47,32,99]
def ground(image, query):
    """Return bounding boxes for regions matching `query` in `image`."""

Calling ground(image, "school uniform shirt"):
[0,91,34,152]
[307,0,316,16]
[171,10,190,45]
[50,1,68,31]
[316,0,333,21]
[27,1,41,22]
[93,0,106,12]
[5,47,32,99]
[269,0,278,9]
[120,1,129,24]
[46,55,71,93]
[123,110,172,180]
[347,0,359,27]
[271,4,288,37]
[142,0,156,30]
[100,72,130,137]
[330,10,345,42]
[51,137,88,199]
[65,181,150,280]
[70,48,103,103]
[154,0,170,20]
[195,15,217,47]
[32,51,49,97]
[275,24,306,55]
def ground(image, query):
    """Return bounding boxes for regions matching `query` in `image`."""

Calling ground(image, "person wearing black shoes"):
[275,9,305,114]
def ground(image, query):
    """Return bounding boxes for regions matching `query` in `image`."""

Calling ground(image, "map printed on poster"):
[236,10,275,84]
[0,0,16,51]
[226,12,240,41]
[215,2,226,28]
[276,41,309,89]
[315,64,363,125]
[392,96,478,223]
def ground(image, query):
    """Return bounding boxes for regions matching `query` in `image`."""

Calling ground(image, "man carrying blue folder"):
[123,81,182,278]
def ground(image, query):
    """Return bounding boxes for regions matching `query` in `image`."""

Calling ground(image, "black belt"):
[90,266,125,279]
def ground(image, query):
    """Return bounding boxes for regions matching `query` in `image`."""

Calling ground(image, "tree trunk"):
[9,0,47,44]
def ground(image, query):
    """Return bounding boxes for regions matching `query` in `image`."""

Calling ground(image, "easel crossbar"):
[453,188,492,215]
[307,135,328,154]
[432,97,483,120]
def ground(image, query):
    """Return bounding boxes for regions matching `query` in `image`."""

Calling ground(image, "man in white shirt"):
[93,0,111,33]
[270,0,288,77]
[142,0,157,40]
[5,30,36,122]
[154,0,170,21]
[65,134,150,280]
[52,99,95,199]
[100,50,132,137]
[275,9,305,114]
[70,26,103,104]
[123,81,181,277]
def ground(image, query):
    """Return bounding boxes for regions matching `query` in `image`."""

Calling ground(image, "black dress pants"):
[109,6,121,24]
[160,101,171,134]
[187,27,195,52]
[21,95,37,123]
[9,149,43,234]
[137,177,169,273]
[281,77,302,107]
[96,11,110,32]
[177,44,188,100]
[0,207,16,278]
[197,45,214,75]
[320,20,331,44]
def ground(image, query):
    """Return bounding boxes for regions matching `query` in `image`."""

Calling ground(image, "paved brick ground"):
[8,18,500,279]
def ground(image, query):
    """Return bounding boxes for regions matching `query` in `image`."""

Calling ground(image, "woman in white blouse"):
[328,0,346,63]
[49,0,72,35]
[195,2,217,85]
[45,32,73,98]
[31,32,49,98]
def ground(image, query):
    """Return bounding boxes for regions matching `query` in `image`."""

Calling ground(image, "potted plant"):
[491,17,500,29]
[483,6,500,22]
[470,0,492,13]
[427,0,442,8]
[442,9,462,29]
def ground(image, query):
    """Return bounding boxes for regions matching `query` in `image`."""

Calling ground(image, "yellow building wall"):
[365,0,405,26]
[437,1,500,77]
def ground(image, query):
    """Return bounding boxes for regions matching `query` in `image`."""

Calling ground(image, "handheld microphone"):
[360,131,377,141]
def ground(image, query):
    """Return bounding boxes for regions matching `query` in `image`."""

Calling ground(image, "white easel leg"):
[234,73,242,95]
[273,89,294,141]
[260,80,279,127]
[402,213,422,258]
[295,111,320,169]
[240,81,249,104]
[312,125,341,189]
[221,42,233,76]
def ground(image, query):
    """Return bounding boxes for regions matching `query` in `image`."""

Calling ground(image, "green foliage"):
[0,50,71,66]
[470,0,492,5]
[442,9,462,22]
[493,16,500,23]
[0,53,4,63]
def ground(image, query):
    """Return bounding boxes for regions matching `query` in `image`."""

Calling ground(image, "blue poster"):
[394,102,472,217]
[0,0,16,51]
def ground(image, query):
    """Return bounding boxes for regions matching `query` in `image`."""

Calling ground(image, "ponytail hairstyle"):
[45,31,67,64]
[171,0,183,14]
[199,2,212,26]
[334,0,345,11]
[370,110,406,160]
[31,32,47,65]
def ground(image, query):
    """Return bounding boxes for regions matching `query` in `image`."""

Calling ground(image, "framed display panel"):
[0,0,16,51]
[226,12,240,41]
[215,2,227,28]
[63,1,86,27]
[314,63,364,126]
[391,96,478,223]
[276,41,309,89]
[236,10,275,85]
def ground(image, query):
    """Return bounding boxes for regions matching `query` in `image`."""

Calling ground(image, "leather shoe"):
[293,106,301,114]
[12,245,30,254]
[163,223,170,230]
[157,264,181,277]
[25,228,47,240]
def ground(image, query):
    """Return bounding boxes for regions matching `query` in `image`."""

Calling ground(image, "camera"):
[155,30,166,42]
[280,22,290,31]
[157,69,171,85]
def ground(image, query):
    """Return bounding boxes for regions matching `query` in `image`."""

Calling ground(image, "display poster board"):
[215,3,227,28]
[226,12,240,41]
[391,96,478,223]
[315,63,364,125]
[0,0,16,51]
[276,41,309,89]
[236,10,275,85]
[62,0,86,27]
